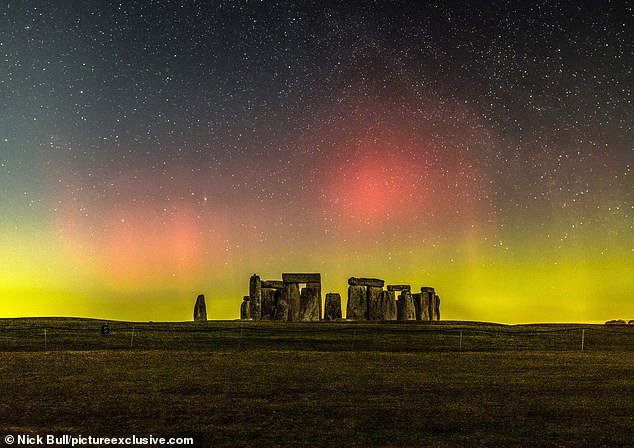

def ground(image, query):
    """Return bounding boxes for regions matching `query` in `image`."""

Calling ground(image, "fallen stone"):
[347,285,368,320]
[240,296,251,320]
[194,294,207,321]
[299,287,321,321]
[324,293,342,321]
[629,320,634,325]
[348,277,385,288]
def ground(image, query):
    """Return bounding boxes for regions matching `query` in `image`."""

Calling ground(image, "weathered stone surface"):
[282,273,321,284]
[434,294,441,321]
[194,294,207,321]
[261,280,285,289]
[412,293,423,320]
[261,288,277,320]
[629,320,634,325]
[240,296,251,320]
[348,277,385,288]
[299,287,321,321]
[274,297,289,321]
[249,274,262,320]
[382,290,398,320]
[421,287,434,321]
[306,282,322,319]
[324,293,342,320]
[346,285,368,320]
[387,285,411,292]
[367,286,385,320]
[429,293,440,321]
[605,319,628,325]
[397,291,416,320]
[286,282,301,321]
[396,297,407,320]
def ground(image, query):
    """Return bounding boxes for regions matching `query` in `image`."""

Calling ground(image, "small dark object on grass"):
[605,319,628,325]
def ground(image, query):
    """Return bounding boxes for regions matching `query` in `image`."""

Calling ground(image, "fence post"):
[581,329,585,351]
[459,329,463,351]
[44,328,47,351]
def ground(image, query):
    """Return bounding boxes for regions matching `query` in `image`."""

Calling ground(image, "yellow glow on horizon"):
[1,215,632,323]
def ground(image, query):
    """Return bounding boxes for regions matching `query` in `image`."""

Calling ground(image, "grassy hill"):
[2,318,634,447]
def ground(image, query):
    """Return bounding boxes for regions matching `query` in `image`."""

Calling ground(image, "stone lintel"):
[387,284,411,292]
[348,277,385,288]
[282,273,321,284]
[421,286,435,293]
[261,280,285,289]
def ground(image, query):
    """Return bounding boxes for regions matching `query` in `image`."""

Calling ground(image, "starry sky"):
[1,1,632,323]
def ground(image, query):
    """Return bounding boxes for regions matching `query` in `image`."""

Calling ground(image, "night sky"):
[1,1,632,323]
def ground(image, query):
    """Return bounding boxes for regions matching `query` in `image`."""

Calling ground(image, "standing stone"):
[347,285,368,320]
[421,287,434,321]
[299,287,321,321]
[397,294,408,321]
[367,286,385,320]
[397,291,416,320]
[307,282,322,322]
[240,296,251,320]
[260,288,277,320]
[434,295,441,321]
[273,289,289,321]
[286,283,301,321]
[194,294,207,321]
[382,290,397,321]
[412,293,423,320]
[249,274,262,320]
[324,293,342,320]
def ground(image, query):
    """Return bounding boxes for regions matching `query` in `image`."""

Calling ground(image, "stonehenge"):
[344,278,440,322]
[242,273,323,322]
[239,273,441,322]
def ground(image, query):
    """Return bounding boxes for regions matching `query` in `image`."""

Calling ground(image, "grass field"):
[1,318,634,447]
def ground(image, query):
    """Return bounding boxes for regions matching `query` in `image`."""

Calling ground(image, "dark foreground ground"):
[1,318,634,447]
